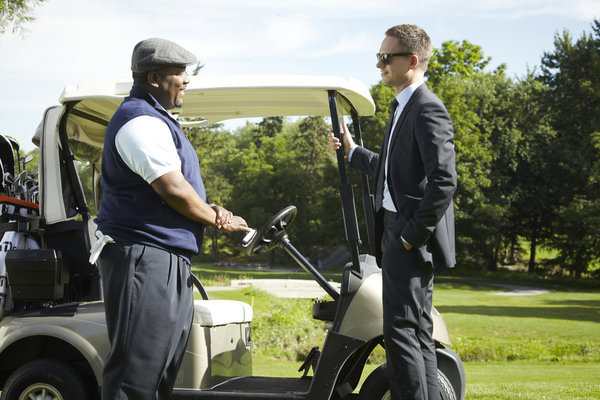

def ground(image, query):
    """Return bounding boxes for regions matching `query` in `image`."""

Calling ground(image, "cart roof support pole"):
[328,91,361,275]
[350,109,377,256]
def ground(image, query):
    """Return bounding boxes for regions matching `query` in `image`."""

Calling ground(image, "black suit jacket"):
[351,84,457,269]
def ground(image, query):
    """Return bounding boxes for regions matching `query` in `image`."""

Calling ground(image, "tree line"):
[64,20,599,278]
[178,20,599,278]
[4,0,599,278]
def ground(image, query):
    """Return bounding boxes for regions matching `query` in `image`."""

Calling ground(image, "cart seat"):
[193,300,252,327]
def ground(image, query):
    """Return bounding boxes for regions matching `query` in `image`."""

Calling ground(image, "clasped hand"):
[211,205,251,233]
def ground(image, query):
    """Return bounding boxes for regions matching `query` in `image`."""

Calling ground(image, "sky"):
[0,0,599,152]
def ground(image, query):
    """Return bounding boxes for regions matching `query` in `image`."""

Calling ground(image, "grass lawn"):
[464,361,600,399]
[433,276,599,362]
[197,263,600,399]
[250,357,600,399]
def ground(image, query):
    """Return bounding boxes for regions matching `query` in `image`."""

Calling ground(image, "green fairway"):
[2,361,598,399]
[250,357,600,399]
[197,264,600,399]
[433,277,600,362]
[464,361,600,399]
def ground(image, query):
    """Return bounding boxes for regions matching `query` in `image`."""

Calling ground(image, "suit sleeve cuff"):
[347,144,359,161]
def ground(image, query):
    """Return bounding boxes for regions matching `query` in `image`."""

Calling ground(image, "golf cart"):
[0,75,465,399]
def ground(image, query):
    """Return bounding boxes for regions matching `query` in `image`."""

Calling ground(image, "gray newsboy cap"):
[131,38,197,73]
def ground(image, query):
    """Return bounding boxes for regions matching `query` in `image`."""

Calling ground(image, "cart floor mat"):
[210,376,312,393]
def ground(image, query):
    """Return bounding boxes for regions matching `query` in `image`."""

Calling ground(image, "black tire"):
[358,365,389,400]
[0,358,90,400]
[438,370,456,400]
[359,364,457,400]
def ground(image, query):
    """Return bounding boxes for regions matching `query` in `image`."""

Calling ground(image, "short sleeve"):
[115,115,182,183]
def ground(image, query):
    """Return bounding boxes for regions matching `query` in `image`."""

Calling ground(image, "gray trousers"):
[381,211,439,400]
[98,241,194,400]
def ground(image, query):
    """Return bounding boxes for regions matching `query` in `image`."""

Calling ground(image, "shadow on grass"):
[434,277,509,291]
[436,304,599,323]
[543,299,600,308]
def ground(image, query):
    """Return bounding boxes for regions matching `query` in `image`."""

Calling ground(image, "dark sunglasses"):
[376,52,414,65]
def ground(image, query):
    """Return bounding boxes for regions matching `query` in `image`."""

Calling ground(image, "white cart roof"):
[57,74,375,155]
[37,75,375,224]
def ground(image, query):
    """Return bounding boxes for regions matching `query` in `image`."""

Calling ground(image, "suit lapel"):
[388,84,427,153]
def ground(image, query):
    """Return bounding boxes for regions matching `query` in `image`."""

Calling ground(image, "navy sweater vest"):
[96,86,206,261]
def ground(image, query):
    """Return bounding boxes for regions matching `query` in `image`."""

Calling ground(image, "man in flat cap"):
[95,38,250,399]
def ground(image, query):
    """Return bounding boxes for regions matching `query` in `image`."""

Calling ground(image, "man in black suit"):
[330,24,456,399]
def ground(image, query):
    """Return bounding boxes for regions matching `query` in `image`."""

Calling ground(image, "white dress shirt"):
[381,79,424,212]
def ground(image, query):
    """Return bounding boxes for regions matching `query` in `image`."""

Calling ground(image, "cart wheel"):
[0,358,92,400]
[359,364,456,400]
[437,369,456,400]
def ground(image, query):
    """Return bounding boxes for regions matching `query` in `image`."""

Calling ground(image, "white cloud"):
[433,0,600,20]
[573,0,600,19]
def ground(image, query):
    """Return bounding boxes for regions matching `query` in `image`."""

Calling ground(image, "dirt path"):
[484,282,551,296]
[205,279,340,299]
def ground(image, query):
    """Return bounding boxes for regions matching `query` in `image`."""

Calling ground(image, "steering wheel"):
[242,206,297,255]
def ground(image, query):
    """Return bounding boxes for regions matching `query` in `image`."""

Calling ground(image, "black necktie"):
[375,99,399,211]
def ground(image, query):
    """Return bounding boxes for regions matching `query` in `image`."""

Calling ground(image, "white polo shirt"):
[115,115,181,184]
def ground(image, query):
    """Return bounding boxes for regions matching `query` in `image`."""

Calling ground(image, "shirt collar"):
[394,79,424,114]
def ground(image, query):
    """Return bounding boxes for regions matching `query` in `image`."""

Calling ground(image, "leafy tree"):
[357,82,395,150]
[186,124,234,208]
[221,116,345,264]
[0,0,46,35]
[257,117,284,138]
[540,21,600,202]
[539,19,600,276]
[426,41,503,268]
[426,40,492,87]
[505,75,557,272]
[185,124,236,255]
[550,196,600,277]
[291,116,344,254]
